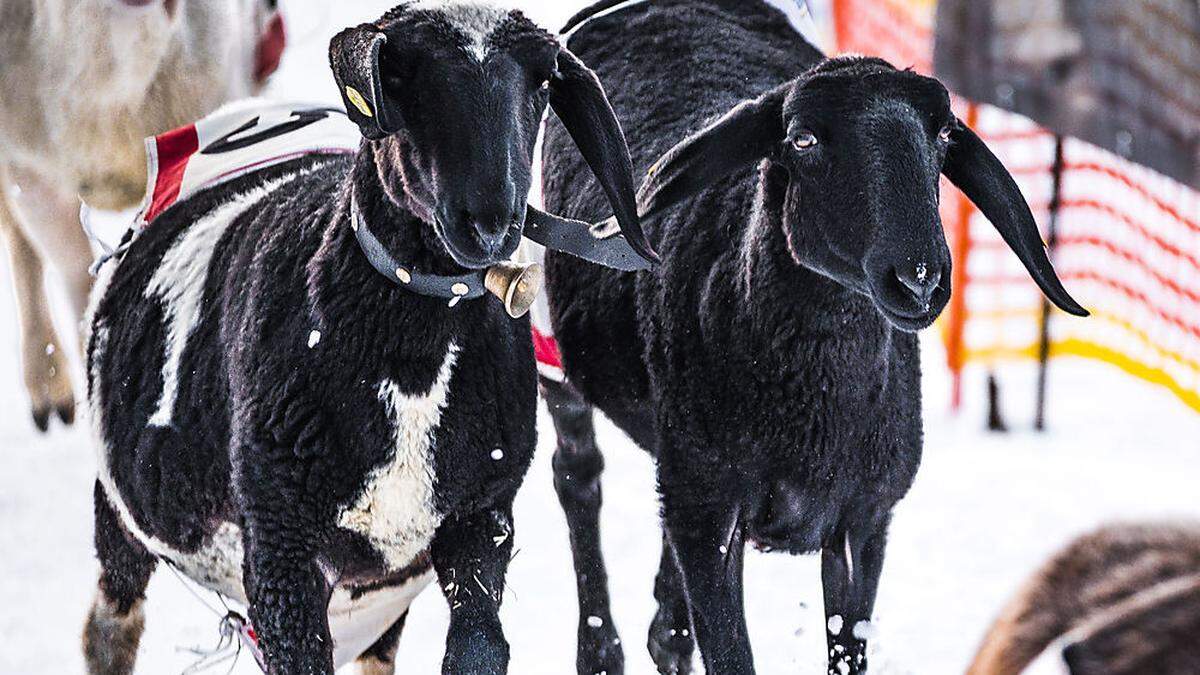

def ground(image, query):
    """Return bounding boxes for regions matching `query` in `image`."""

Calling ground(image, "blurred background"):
[1,1,1197,673]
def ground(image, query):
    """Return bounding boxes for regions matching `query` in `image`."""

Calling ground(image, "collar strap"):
[524,205,653,272]
[350,199,487,307]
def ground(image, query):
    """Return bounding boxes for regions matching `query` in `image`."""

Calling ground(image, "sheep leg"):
[647,535,695,674]
[433,506,515,674]
[9,169,95,325]
[355,612,408,675]
[542,377,624,675]
[661,492,754,674]
[821,517,889,675]
[84,481,157,675]
[0,170,76,431]
[242,523,335,673]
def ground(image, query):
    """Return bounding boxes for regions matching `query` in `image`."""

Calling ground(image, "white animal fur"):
[410,0,509,61]
[145,170,304,427]
[89,222,443,664]
[339,344,461,571]
[0,0,274,427]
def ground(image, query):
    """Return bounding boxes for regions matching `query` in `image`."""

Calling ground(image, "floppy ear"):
[637,84,789,222]
[942,122,1088,316]
[329,25,400,141]
[549,49,657,264]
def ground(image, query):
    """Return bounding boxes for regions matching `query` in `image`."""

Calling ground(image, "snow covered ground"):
[3,2,1199,673]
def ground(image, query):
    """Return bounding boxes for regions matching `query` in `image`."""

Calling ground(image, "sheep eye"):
[938,125,953,142]
[792,132,818,151]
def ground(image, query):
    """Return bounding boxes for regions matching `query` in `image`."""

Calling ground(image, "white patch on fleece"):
[144,171,302,427]
[338,344,460,570]
[328,569,436,669]
[410,0,508,61]
[89,166,324,602]
[92,326,248,601]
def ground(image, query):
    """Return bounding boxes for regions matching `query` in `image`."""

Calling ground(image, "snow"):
[828,615,844,636]
[3,2,1200,674]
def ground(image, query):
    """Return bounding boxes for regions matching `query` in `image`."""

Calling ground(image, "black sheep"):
[539,1,1088,674]
[81,3,647,673]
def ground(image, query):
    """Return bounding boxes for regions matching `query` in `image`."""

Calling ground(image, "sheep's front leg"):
[433,507,515,675]
[660,480,753,675]
[821,516,889,675]
[242,521,334,674]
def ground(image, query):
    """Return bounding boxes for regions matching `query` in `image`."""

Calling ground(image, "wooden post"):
[1034,135,1066,431]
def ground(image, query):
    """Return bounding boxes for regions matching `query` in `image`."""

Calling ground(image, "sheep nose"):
[895,263,941,307]
[467,208,518,256]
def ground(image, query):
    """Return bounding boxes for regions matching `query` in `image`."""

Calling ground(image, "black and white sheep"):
[540,1,1088,674]
[82,2,647,673]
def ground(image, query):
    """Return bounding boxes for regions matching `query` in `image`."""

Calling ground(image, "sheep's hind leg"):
[542,377,625,675]
[647,535,695,674]
[821,516,889,675]
[84,481,157,675]
[356,612,408,675]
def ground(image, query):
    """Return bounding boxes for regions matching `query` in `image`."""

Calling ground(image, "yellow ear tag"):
[346,86,374,118]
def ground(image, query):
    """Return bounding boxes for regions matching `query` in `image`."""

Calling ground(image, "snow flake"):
[587,615,604,628]
[852,619,876,640]
[45,343,55,356]
[491,448,504,460]
[827,615,844,635]
[307,330,321,348]
[719,545,728,554]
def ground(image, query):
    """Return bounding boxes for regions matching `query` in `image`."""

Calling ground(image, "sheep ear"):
[329,25,399,140]
[942,121,1088,317]
[549,49,657,264]
[636,84,788,222]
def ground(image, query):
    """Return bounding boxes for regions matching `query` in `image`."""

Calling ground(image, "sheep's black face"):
[775,61,954,331]
[332,4,655,271]
[378,12,558,268]
[332,7,562,269]
[637,56,1086,326]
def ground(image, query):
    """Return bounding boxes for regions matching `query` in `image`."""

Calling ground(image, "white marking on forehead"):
[410,0,510,61]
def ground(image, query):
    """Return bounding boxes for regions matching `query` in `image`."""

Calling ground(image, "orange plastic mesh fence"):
[833,0,1200,413]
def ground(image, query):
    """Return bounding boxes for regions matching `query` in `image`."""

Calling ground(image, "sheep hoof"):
[57,400,76,426]
[31,406,51,432]
[647,618,693,675]
[23,341,76,432]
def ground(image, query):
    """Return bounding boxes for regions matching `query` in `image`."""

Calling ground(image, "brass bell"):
[485,261,544,319]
